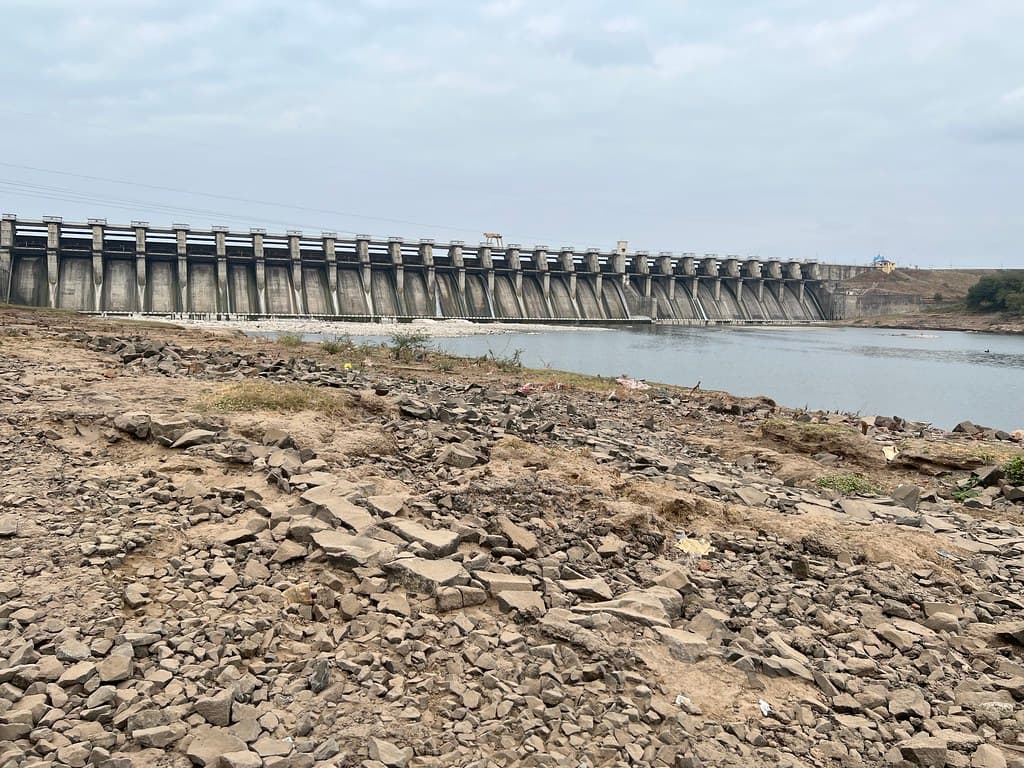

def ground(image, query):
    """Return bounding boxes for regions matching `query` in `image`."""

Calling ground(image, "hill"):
[840,268,992,301]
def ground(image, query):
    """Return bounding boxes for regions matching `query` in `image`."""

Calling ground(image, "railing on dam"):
[0,216,862,324]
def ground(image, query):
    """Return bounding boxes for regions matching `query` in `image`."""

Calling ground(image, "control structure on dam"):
[0,216,857,324]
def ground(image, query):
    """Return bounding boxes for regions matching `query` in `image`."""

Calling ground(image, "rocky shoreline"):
[120,316,604,340]
[840,313,1024,337]
[2,307,1024,768]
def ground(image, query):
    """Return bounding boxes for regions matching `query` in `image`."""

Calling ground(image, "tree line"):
[966,272,1024,315]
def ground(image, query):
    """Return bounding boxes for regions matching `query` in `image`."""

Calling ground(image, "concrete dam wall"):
[0,216,859,324]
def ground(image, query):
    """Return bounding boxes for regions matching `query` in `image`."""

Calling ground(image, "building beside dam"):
[0,216,867,324]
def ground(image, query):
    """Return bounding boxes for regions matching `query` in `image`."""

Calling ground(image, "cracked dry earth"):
[2,310,1024,768]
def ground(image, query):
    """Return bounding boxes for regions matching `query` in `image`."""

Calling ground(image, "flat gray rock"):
[386,556,470,593]
[475,571,534,595]
[383,517,459,557]
[573,587,682,628]
[366,494,407,517]
[437,443,478,468]
[559,577,613,601]
[735,486,769,506]
[497,590,546,617]
[496,515,539,554]
[186,727,248,767]
[301,484,376,533]
[171,428,219,449]
[368,737,412,768]
[311,530,394,570]
[0,515,19,538]
[655,627,710,662]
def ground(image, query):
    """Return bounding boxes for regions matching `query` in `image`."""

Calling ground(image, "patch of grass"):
[388,330,430,361]
[320,333,354,355]
[202,381,353,418]
[765,419,848,435]
[518,366,611,392]
[478,347,524,371]
[276,332,304,349]
[815,473,880,496]
[1005,455,1024,485]
[899,440,1020,470]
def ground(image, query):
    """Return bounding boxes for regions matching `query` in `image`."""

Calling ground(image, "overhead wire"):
[0,160,504,238]
[0,106,579,245]
[0,178,363,235]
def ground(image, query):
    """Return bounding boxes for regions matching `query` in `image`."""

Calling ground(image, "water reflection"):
[848,345,1024,369]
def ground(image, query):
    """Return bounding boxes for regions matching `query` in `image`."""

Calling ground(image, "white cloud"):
[482,0,522,19]
[522,13,564,43]
[745,4,917,64]
[2,0,1023,264]
[1002,86,1024,105]
[652,43,730,78]
[603,16,644,34]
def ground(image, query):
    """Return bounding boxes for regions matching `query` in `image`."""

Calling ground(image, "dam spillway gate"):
[0,216,846,324]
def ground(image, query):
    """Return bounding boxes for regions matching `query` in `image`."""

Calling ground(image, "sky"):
[1,0,1023,267]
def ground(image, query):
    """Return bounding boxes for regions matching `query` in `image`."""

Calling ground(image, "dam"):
[0,216,865,324]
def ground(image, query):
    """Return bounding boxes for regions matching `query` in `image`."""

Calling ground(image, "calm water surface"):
[416,326,1024,430]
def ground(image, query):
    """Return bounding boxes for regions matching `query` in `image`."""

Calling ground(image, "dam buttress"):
[0,216,867,324]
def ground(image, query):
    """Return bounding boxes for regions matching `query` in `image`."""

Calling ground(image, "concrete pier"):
[0,216,867,323]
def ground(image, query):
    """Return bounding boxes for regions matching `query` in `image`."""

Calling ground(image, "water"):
[256,324,1024,430]
[416,326,1024,431]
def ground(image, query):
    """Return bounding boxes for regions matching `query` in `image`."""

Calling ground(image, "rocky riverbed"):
[137,316,598,339]
[2,307,1024,768]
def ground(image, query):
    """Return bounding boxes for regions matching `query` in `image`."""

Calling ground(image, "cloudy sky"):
[2,0,1022,267]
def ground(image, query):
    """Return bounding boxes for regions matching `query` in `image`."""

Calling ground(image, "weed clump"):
[276,332,303,349]
[474,347,523,371]
[1005,455,1024,485]
[320,334,354,355]
[952,481,981,503]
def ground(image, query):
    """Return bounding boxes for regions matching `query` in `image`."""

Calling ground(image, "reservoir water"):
[416,326,1024,431]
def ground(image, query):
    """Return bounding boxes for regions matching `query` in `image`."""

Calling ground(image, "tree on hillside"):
[966,272,1024,315]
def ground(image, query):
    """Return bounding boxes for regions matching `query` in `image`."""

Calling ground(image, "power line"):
[0,179,352,234]
[0,160,504,238]
[0,106,580,244]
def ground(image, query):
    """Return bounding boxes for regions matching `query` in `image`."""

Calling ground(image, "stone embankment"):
[1,308,1024,768]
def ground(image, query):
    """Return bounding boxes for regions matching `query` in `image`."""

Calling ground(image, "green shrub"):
[320,334,354,354]
[388,330,430,361]
[966,272,1024,315]
[276,332,303,349]
[815,473,879,496]
[1005,455,1024,485]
